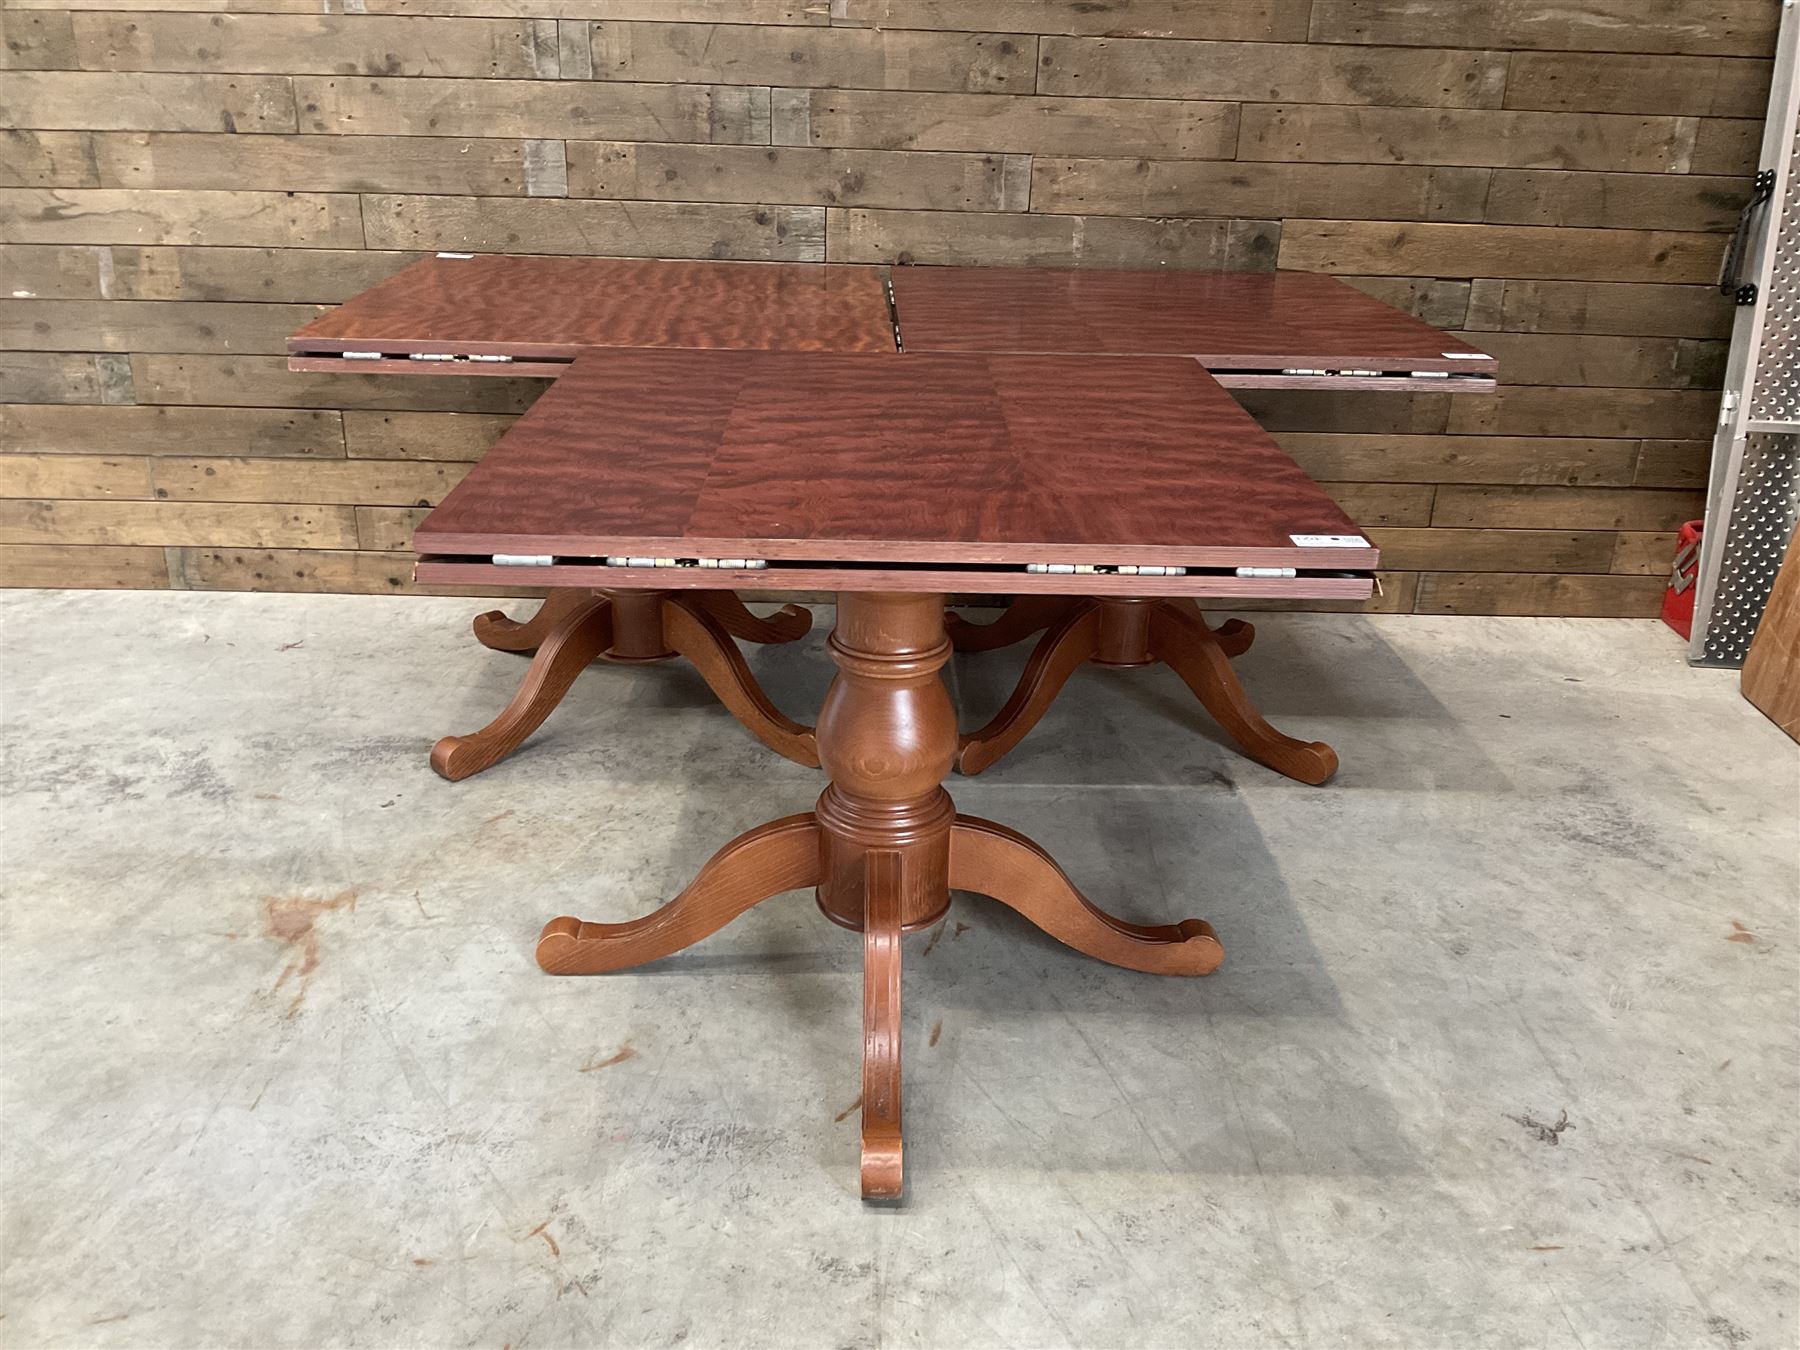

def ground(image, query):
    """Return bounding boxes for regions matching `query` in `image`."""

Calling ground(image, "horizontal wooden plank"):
[1338,275,1471,328]
[842,1,1313,41]
[342,410,519,459]
[70,13,555,77]
[1689,117,1761,176]
[355,503,429,550]
[1320,481,1435,526]
[1031,159,1488,222]
[0,454,152,499]
[8,0,384,9]
[0,403,344,456]
[1,352,132,404]
[1484,169,1749,232]
[1464,279,1734,339]
[0,189,364,248]
[0,542,168,588]
[151,457,468,504]
[296,75,770,142]
[132,354,546,412]
[589,21,1033,93]
[1633,440,1711,490]
[1367,526,1617,572]
[0,244,109,299]
[1413,571,1666,616]
[167,545,543,596]
[825,208,1277,269]
[566,141,1028,211]
[2,10,76,69]
[1206,569,1419,614]
[363,194,824,260]
[1235,389,1451,435]
[0,71,296,132]
[0,0,794,14]
[0,243,419,303]
[1308,0,1780,58]
[1279,221,1726,284]
[0,498,358,546]
[1433,484,1706,531]
[772,88,1239,158]
[89,132,546,196]
[1611,530,1681,575]
[109,246,419,303]
[1446,387,1721,440]
[1273,433,1642,486]
[1451,331,1726,389]
[1038,35,1506,106]
[1503,52,1772,117]
[0,298,324,354]
[1239,104,1700,172]
[0,130,100,188]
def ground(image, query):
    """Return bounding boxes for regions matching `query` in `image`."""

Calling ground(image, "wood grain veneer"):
[412,349,1379,582]
[887,267,1498,377]
[287,254,898,361]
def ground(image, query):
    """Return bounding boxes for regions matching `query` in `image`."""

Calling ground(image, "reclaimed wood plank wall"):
[0,0,1778,614]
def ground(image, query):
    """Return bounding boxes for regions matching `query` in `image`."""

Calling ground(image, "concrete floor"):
[1,590,1796,1349]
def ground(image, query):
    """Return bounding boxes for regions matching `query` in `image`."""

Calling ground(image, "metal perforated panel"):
[1698,432,1800,666]
[1750,133,1800,424]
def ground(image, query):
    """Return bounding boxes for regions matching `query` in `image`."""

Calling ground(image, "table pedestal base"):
[431,589,815,781]
[534,592,1222,1200]
[952,597,1338,785]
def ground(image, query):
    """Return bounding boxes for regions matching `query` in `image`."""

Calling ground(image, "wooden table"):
[291,256,1491,788]
[292,256,900,779]
[413,348,1378,1198]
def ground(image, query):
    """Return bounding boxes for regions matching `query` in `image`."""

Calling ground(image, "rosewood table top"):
[413,349,1378,597]
[288,254,897,375]
[887,266,1496,388]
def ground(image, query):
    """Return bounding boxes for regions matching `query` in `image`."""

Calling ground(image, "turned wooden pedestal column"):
[535,590,1224,1200]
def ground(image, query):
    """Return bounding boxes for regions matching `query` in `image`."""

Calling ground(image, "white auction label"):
[1290,534,1370,547]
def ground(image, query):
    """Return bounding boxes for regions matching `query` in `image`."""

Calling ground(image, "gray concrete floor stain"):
[1,590,1796,1348]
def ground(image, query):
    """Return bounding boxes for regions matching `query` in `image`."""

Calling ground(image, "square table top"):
[287,255,897,365]
[887,266,1496,379]
[413,349,1377,598]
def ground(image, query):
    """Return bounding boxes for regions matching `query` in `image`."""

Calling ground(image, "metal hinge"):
[603,556,769,569]
[1025,562,1188,576]
[494,554,554,566]
[1235,567,1298,579]
[1720,389,1739,427]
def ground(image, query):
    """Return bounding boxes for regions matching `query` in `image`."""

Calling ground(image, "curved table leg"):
[690,591,813,645]
[536,815,822,974]
[665,596,820,767]
[1149,603,1338,786]
[861,849,904,1200]
[472,589,597,655]
[956,603,1101,776]
[431,596,614,782]
[949,816,1223,976]
[946,595,1082,653]
[1168,598,1255,658]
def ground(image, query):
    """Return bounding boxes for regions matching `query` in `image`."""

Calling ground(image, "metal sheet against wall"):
[1750,131,1800,425]
[1697,432,1800,666]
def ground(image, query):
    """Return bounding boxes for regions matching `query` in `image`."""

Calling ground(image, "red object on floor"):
[1663,520,1704,640]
